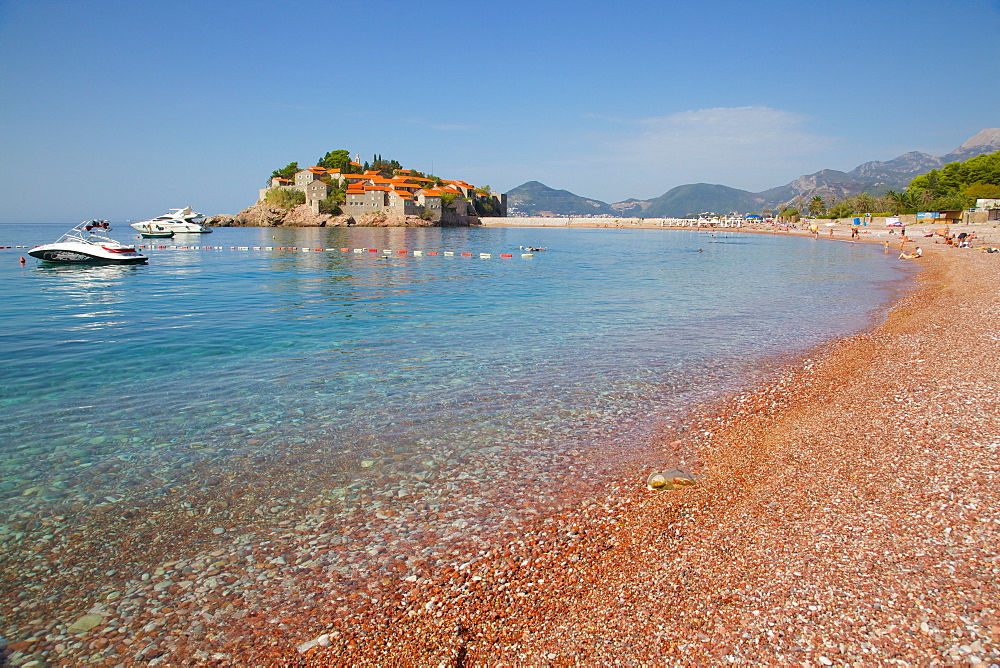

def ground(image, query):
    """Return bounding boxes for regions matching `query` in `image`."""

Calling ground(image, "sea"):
[0,222,914,624]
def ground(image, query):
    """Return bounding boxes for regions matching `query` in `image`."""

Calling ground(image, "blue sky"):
[1,0,998,222]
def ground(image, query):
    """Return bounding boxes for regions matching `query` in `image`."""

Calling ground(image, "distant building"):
[258,162,506,218]
[974,198,1000,222]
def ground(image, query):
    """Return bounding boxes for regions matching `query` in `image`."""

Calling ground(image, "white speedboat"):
[131,206,212,234]
[28,220,148,265]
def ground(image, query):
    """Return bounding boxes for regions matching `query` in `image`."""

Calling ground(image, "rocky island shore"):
[206,202,481,228]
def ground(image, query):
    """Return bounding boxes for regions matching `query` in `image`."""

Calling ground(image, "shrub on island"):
[263,188,306,209]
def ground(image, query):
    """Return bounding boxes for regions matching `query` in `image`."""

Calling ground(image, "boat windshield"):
[55,220,119,244]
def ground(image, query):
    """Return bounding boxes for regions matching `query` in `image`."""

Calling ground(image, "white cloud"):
[424,107,842,204]
[533,106,838,202]
[612,106,834,190]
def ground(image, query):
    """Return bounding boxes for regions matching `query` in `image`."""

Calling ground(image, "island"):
[209,150,507,227]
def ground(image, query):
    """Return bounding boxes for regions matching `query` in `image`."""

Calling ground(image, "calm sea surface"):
[0,223,912,594]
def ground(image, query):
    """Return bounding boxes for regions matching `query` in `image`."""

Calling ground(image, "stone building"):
[258,164,506,220]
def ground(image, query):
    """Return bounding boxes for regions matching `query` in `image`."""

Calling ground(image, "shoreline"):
[480,216,1000,247]
[252,233,998,663]
[3,230,997,665]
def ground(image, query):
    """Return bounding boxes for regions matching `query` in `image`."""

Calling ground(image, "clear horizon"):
[1,0,998,223]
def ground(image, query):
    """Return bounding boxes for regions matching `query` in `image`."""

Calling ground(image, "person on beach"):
[899,247,922,260]
[884,240,889,254]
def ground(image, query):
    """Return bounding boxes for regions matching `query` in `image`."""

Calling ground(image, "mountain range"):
[505,129,1000,218]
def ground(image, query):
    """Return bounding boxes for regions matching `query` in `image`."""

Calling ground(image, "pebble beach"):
[3,228,999,666]
[286,232,999,666]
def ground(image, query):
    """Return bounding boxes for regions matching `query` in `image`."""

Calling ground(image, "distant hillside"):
[632,183,762,218]
[506,181,614,216]
[756,169,872,209]
[504,129,1000,216]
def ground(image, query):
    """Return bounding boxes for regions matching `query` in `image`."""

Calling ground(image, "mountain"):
[634,183,762,218]
[757,169,869,209]
[506,180,615,216]
[942,128,1000,162]
[504,129,1000,217]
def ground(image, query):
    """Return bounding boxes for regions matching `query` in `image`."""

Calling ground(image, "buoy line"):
[120,245,537,259]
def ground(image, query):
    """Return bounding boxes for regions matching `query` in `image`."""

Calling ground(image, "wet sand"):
[4,232,999,665]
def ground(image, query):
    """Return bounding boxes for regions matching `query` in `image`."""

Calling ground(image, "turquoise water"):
[0,223,911,586]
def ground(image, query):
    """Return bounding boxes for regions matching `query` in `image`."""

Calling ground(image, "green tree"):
[854,192,876,214]
[473,198,496,216]
[318,195,341,215]
[828,201,854,218]
[368,154,401,178]
[960,151,1000,185]
[317,150,352,172]
[269,162,299,184]
[885,190,912,213]
[808,196,826,216]
[778,206,799,221]
[964,183,1000,199]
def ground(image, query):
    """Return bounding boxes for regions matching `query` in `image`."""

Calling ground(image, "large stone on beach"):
[646,473,673,490]
[67,613,104,634]
[647,468,696,490]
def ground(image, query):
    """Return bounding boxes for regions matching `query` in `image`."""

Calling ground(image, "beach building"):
[974,198,1000,222]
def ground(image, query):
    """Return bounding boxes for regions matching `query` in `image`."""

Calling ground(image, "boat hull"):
[131,222,211,233]
[28,244,148,265]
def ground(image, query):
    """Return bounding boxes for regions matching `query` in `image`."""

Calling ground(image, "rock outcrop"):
[207,203,480,228]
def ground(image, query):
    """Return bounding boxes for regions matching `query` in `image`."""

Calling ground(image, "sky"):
[1,0,998,222]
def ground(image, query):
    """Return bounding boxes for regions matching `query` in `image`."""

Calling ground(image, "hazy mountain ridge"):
[506,129,1000,217]
[506,181,616,216]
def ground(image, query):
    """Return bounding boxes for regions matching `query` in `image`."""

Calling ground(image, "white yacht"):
[28,220,148,265]
[131,207,212,234]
